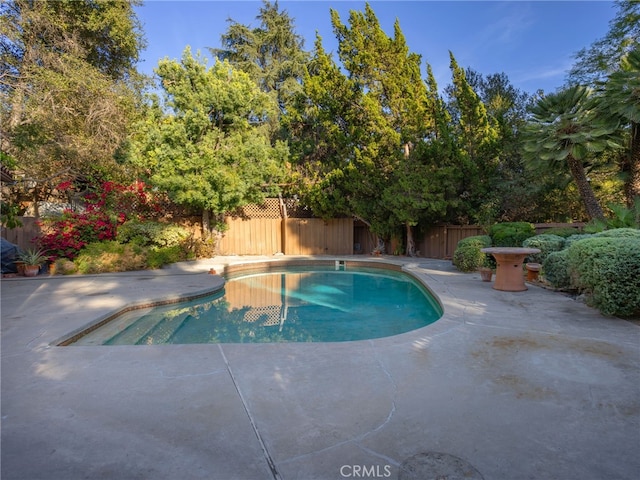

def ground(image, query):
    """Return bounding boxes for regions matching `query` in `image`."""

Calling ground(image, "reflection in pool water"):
[73,267,442,345]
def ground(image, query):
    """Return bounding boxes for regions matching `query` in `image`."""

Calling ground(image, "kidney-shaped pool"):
[68,263,443,345]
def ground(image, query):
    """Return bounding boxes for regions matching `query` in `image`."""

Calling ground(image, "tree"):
[568,0,640,85]
[210,0,309,140]
[0,0,145,214]
[522,86,619,221]
[446,53,500,224]
[128,49,288,238]
[595,47,640,205]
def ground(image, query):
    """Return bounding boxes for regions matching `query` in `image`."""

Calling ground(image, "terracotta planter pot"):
[23,265,40,277]
[526,263,541,281]
[479,268,493,282]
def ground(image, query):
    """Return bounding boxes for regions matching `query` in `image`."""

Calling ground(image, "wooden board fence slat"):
[0,217,41,251]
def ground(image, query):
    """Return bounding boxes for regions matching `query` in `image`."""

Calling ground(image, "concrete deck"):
[2,256,639,480]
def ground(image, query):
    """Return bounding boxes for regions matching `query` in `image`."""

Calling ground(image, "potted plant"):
[16,248,48,277]
[478,255,494,282]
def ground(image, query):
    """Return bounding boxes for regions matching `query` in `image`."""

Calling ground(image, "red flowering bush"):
[36,181,163,260]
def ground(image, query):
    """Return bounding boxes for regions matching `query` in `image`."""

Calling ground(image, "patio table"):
[481,247,541,292]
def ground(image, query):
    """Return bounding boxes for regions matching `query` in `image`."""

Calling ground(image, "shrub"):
[452,235,492,272]
[542,250,571,289]
[117,220,190,249]
[592,228,640,239]
[37,210,119,260]
[74,241,147,274]
[36,181,163,261]
[73,241,190,274]
[542,227,582,238]
[522,234,565,264]
[566,237,640,317]
[564,234,594,249]
[146,245,186,269]
[489,222,536,247]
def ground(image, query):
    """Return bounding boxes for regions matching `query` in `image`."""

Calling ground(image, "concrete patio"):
[1,256,639,480]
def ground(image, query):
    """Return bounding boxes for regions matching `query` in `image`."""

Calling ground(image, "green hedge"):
[117,220,190,249]
[522,234,565,264]
[566,237,640,317]
[489,222,536,247]
[452,235,492,272]
[593,228,640,239]
[542,250,571,289]
[564,234,594,248]
[542,227,582,238]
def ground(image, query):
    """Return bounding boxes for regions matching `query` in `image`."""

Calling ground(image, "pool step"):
[135,312,193,345]
[106,311,191,345]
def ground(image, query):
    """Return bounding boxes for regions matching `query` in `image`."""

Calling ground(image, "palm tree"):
[596,47,640,206]
[522,86,619,221]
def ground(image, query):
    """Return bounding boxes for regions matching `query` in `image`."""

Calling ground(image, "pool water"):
[73,267,442,345]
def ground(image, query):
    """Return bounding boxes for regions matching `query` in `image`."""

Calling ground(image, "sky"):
[133,1,618,95]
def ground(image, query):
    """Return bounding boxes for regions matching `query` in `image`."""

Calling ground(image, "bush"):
[522,234,565,264]
[37,210,119,260]
[542,250,571,289]
[489,222,536,247]
[146,245,186,269]
[564,234,594,249]
[74,241,147,274]
[73,241,190,274]
[592,228,640,239]
[117,220,190,249]
[542,227,582,238]
[452,235,492,272]
[566,237,640,317]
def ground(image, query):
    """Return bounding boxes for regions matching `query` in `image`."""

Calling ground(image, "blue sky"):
[134,1,617,95]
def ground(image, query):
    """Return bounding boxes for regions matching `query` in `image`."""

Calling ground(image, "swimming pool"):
[67,261,443,345]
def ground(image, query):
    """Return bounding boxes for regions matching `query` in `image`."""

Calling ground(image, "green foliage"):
[211,0,309,129]
[593,227,640,238]
[566,237,640,316]
[522,86,619,221]
[17,248,48,266]
[522,234,565,264]
[128,50,287,235]
[564,234,594,248]
[452,235,492,272]
[74,241,147,274]
[488,222,536,247]
[0,200,23,228]
[73,241,188,274]
[542,250,571,289]
[145,245,186,269]
[542,227,582,237]
[1,0,145,205]
[117,220,190,249]
[586,200,640,231]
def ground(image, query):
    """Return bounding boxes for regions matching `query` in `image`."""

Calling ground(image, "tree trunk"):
[405,221,416,257]
[202,209,211,240]
[625,121,640,206]
[566,155,605,221]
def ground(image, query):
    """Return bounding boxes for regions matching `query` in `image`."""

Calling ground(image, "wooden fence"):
[419,222,585,259]
[1,217,41,250]
[2,207,584,259]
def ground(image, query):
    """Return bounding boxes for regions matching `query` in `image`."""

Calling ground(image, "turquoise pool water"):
[73,267,442,345]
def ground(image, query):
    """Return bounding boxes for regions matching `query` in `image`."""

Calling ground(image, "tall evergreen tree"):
[447,53,500,223]
[128,49,288,238]
[210,0,309,141]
